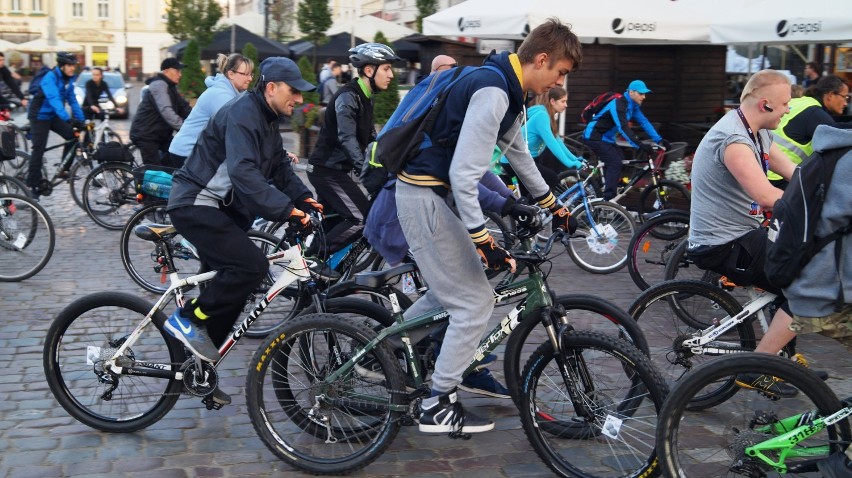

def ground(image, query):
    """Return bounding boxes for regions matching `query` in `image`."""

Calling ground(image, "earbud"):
[763,102,774,112]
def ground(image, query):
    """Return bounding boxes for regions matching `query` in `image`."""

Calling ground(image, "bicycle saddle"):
[353,263,417,289]
[133,223,177,241]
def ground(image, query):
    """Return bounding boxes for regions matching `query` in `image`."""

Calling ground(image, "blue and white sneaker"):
[458,368,511,399]
[163,309,220,363]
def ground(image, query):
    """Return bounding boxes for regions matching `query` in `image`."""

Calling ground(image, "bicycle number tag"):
[13,232,26,249]
[587,224,618,254]
[601,414,623,439]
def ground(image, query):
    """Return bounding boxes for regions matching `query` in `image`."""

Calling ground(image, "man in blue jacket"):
[583,79,671,200]
[26,52,86,199]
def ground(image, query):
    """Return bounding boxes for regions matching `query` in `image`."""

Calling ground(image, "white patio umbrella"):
[0,39,21,51]
[710,0,852,44]
[15,37,84,53]
[327,16,419,43]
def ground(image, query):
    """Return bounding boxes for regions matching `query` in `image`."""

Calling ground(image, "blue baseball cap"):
[259,57,316,92]
[628,80,651,94]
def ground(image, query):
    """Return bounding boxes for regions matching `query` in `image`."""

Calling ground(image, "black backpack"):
[580,91,622,123]
[27,65,51,98]
[766,144,852,297]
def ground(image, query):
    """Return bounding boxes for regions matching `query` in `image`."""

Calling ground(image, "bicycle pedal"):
[201,396,224,411]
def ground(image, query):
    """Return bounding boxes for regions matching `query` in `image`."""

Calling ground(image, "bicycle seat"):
[353,263,417,289]
[133,223,177,241]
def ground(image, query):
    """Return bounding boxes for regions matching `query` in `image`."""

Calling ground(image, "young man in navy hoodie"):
[395,18,583,436]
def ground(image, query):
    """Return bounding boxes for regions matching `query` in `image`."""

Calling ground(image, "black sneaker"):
[419,388,494,437]
[735,373,799,398]
[818,451,852,478]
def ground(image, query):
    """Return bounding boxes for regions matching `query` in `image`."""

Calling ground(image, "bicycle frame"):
[608,147,666,205]
[681,287,776,354]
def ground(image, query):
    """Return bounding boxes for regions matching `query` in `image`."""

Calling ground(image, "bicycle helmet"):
[348,43,401,68]
[56,52,79,66]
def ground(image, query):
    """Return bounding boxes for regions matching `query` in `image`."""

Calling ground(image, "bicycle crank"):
[180,358,218,397]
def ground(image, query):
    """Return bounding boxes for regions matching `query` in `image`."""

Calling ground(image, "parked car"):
[74,71,132,119]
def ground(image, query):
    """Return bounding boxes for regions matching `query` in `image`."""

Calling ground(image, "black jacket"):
[168,90,311,229]
[83,79,116,109]
[129,73,191,142]
[0,66,25,101]
[309,78,375,172]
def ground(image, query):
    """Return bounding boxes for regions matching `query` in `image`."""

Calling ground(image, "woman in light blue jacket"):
[168,53,254,167]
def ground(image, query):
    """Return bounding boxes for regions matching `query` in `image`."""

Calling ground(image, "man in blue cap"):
[163,57,323,408]
[583,79,671,200]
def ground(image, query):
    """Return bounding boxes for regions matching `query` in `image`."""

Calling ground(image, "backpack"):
[27,66,51,98]
[580,91,622,123]
[373,65,506,175]
[765,145,852,293]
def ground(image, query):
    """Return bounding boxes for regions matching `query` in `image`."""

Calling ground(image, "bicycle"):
[656,353,851,477]
[245,223,666,476]
[0,173,29,196]
[43,225,396,431]
[626,208,690,290]
[81,106,124,151]
[0,192,55,281]
[81,156,140,230]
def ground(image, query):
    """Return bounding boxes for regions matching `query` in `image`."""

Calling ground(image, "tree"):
[268,0,296,42]
[296,0,332,69]
[371,31,400,126]
[296,56,320,107]
[241,42,260,89]
[166,0,224,47]
[416,0,438,33]
[178,39,206,99]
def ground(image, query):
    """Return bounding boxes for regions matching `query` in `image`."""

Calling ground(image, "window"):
[127,0,140,21]
[10,0,21,12]
[72,1,84,17]
[31,0,42,12]
[97,0,109,19]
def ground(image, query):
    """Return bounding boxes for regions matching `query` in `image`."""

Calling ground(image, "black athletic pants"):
[28,117,75,188]
[584,139,624,201]
[306,166,370,257]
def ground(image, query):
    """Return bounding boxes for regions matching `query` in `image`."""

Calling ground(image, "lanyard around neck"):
[735,107,769,175]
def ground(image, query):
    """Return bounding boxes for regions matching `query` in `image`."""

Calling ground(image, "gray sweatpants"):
[396,181,495,393]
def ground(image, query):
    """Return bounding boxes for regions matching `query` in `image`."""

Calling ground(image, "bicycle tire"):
[627,209,690,290]
[68,153,94,209]
[628,279,755,410]
[247,313,406,475]
[119,202,183,294]
[637,179,690,220]
[10,149,31,182]
[657,353,851,477]
[0,193,55,281]
[519,330,668,478]
[503,294,649,406]
[82,161,137,229]
[0,174,30,196]
[43,292,186,432]
[13,125,29,155]
[567,200,635,273]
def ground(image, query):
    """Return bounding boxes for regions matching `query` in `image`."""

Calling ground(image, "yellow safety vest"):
[769,96,821,181]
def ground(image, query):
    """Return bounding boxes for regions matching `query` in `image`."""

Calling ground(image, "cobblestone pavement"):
[1,131,850,478]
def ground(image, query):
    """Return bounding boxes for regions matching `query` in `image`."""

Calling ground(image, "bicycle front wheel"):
[627,209,690,290]
[567,200,635,273]
[637,179,690,220]
[68,154,95,209]
[247,313,406,475]
[657,353,850,477]
[83,161,137,229]
[0,193,55,281]
[0,174,30,196]
[43,292,186,432]
[519,330,668,478]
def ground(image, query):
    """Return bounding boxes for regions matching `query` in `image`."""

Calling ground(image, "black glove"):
[639,142,656,155]
[551,205,579,234]
[361,166,387,199]
[288,207,313,236]
[658,139,673,151]
[69,119,87,131]
[502,196,539,222]
[469,226,515,271]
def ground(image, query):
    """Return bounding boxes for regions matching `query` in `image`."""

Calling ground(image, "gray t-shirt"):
[689,110,773,246]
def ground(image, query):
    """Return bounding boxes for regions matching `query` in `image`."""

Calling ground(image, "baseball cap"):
[259,57,316,92]
[628,80,651,94]
[161,58,185,71]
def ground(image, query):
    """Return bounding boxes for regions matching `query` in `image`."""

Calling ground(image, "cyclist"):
[306,43,400,259]
[168,53,255,167]
[82,67,124,120]
[687,69,825,397]
[396,18,581,436]
[0,52,27,110]
[26,51,86,200]
[164,57,321,407]
[582,79,672,200]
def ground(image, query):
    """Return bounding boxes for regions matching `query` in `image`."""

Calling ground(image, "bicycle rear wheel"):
[120,202,191,294]
[657,353,851,477]
[519,330,668,478]
[82,161,137,229]
[43,292,186,432]
[0,174,29,196]
[567,200,635,273]
[0,193,54,281]
[627,209,690,290]
[637,179,690,220]
[246,313,406,475]
[68,154,95,209]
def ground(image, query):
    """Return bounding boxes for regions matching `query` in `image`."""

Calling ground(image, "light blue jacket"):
[169,74,240,157]
[522,104,583,169]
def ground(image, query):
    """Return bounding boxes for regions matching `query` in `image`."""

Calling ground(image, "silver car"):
[74,70,132,119]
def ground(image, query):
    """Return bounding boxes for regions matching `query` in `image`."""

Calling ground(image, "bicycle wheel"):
[247,313,406,475]
[0,174,29,196]
[43,292,186,432]
[519,330,668,478]
[567,200,635,273]
[10,149,31,182]
[68,154,95,209]
[657,353,851,477]
[120,202,187,294]
[13,125,29,155]
[627,209,690,290]
[503,294,649,405]
[0,193,55,281]
[628,279,755,410]
[83,161,137,229]
[637,179,690,220]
